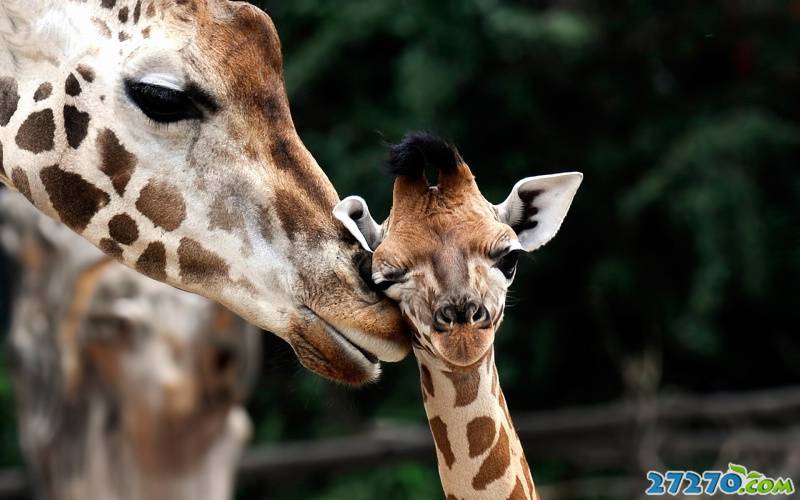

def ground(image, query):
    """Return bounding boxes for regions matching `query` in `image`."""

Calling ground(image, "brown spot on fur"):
[108,213,139,245]
[11,168,32,203]
[177,238,230,285]
[99,238,123,258]
[208,193,245,233]
[256,204,274,242]
[64,105,90,149]
[446,496,459,500]
[428,416,455,469]
[33,82,52,102]
[467,416,496,458]
[101,0,116,7]
[136,241,166,280]
[118,6,129,22]
[508,478,527,500]
[40,165,110,231]
[76,65,95,82]
[97,129,136,196]
[473,426,511,490]
[141,27,151,38]
[136,180,186,231]
[270,135,336,215]
[420,364,434,399]
[119,31,130,42]
[146,2,155,17]
[133,0,142,23]
[91,18,112,38]
[273,187,329,244]
[15,109,55,153]
[443,368,481,407]
[0,77,19,126]
[521,455,534,498]
[65,73,81,96]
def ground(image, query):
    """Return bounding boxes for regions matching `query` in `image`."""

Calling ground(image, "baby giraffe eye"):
[373,268,409,291]
[495,250,521,280]
[125,80,202,123]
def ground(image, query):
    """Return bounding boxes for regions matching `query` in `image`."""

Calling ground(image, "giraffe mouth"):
[299,307,380,365]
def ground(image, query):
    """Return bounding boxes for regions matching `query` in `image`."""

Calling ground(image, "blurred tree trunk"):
[0,191,261,500]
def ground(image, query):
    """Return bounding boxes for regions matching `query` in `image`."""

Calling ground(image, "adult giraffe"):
[334,133,583,499]
[0,0,409,384]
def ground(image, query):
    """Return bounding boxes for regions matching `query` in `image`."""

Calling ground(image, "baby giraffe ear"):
[333,196,385,252]
[495,172,583,251]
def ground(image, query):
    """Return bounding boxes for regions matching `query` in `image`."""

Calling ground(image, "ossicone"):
[386,132,462,182]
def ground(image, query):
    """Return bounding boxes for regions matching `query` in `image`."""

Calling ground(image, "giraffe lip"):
[299,307,380,365]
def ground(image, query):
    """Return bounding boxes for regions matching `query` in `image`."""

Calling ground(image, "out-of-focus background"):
[2,1,800,499]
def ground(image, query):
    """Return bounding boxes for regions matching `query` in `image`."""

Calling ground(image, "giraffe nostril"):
[471,305,489,326]
[434,306,457,331]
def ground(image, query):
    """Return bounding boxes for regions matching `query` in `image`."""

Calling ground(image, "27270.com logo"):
[646,463,795,496]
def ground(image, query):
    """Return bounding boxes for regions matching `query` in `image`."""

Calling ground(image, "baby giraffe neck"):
[414,346,537,500]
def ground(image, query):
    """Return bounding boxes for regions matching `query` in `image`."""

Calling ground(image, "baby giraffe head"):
[334,133,582,369]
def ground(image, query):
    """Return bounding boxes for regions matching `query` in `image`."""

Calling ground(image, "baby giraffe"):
[334,133,582,500]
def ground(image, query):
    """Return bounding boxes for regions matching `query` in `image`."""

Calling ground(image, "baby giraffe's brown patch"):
[466,416,496,457]
[472,426,511,490]
[420,364,435,399]
[508,478,527,500]
[443,369,480,407]
[429,416,455,469]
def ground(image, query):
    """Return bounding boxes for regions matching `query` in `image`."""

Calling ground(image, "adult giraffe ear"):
[333,196,385,252]
[495,172,583,251]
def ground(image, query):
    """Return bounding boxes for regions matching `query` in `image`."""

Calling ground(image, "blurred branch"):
[3,385,800,497]
[240,384,800,482]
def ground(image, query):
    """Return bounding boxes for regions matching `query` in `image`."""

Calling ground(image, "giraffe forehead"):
[381,214,512,268]
[188,2,284,96]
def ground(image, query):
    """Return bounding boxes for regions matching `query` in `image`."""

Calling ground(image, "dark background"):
[2,1,800,498]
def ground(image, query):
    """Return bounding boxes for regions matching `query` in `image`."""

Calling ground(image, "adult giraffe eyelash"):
[124,80,202,123]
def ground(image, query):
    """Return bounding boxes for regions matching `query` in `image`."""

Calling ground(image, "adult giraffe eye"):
[495,250,521,280]
[124,80,201,123]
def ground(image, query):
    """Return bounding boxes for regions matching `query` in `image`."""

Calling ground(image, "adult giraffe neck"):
[414,346,538,500]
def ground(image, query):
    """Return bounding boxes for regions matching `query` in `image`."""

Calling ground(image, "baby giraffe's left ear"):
[333,196,385,252]
[495,172,583,251]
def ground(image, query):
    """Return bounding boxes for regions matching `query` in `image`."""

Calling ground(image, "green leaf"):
[747,471,764,479]
[728,463,748,475]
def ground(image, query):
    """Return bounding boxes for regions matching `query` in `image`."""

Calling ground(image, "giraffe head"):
[0,0,409,384]
[335,133,582,369]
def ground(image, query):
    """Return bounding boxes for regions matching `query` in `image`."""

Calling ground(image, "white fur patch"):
[1,0,95,69]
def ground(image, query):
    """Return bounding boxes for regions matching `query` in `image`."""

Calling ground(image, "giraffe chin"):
[430,325,495,368]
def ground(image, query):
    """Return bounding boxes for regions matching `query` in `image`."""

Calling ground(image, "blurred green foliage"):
[3,0,800,498]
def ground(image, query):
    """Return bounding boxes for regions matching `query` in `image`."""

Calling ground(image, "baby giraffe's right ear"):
[333,196,385,252]
[495,172,583,252]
